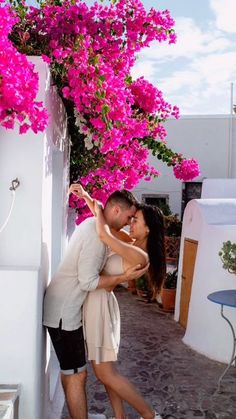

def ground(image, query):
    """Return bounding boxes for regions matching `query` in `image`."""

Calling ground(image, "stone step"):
[88,415,106,419]
[0,405,12,419]
[0,385,20,419]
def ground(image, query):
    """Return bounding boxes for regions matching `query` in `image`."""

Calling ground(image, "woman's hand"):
[69,183,87,198]
[123,263,150,282]
[69,184,99,216]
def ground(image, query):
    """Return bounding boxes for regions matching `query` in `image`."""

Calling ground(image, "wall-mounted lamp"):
[9,178,20,191]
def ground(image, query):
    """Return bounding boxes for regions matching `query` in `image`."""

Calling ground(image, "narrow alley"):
[62,286,236,419]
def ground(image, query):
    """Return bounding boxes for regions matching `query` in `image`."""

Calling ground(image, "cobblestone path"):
[62,286,236,419]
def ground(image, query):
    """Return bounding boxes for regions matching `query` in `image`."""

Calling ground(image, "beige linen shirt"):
[43,217,107,331]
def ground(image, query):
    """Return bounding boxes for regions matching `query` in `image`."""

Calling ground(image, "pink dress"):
[83,253,123,364]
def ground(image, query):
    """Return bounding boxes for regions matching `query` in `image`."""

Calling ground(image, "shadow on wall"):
[44,84,68,177]
[41,242,49,289]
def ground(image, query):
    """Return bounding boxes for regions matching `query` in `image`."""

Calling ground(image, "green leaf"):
[125,75,133,85]
[102,104,110,116]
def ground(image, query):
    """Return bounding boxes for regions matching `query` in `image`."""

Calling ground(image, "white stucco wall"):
[174,198,236,363]
[133,115,236,216]
[0,57,69,419]
[201,178,236,198]
[0,269,44,418]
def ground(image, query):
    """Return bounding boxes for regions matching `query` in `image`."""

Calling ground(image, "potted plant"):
[164,214,182,264]
[219,241,236,274]
[161,269,178,311]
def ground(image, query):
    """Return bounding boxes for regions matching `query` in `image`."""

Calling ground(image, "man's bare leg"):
[61,370,88,419]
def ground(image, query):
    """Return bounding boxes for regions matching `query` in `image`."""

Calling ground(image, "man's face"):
[109,204,137,231]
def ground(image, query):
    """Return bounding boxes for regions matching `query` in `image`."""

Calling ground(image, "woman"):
[69,184,166,419]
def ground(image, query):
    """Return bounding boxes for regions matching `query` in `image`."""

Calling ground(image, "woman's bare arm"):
[112,228,134,243]
[95,201,148,268]
[69,183,98,215]
[69,186,146,266]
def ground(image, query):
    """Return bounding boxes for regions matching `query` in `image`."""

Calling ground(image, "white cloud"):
[159,78,232,115]
[210,0,236,33]
[192,52,236,85]
[131,3,236,114]
[158,70,202,95]
[131,60,156,81]
[138,17,232,63]
[132,51,236,114]
[156,51,236,113]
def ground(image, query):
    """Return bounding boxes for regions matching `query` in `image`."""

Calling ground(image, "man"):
[43,189,147,419]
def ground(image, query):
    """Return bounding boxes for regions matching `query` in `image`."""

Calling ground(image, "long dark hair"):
[138,203,166,297]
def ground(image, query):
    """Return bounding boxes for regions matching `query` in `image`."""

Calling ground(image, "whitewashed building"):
[134,114,236,216]
[0,57,69,419]
[1,55,236,418]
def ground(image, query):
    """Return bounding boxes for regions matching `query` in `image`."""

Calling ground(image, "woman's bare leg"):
[92,361,155,419]
[104,384,125,419]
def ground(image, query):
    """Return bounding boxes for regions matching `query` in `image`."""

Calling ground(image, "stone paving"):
[62,286,236,419]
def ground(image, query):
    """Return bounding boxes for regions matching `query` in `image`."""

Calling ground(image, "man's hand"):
[104,285,115,293]
[69,183,87,198]
[123,263,149,282]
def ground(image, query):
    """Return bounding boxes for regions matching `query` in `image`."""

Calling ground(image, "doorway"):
[179,238,198,328]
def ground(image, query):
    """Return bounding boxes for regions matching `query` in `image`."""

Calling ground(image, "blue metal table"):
[207,289,236,392]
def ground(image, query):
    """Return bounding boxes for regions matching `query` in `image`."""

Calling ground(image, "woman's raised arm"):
[94,201,149,268]
[69,183,99,215]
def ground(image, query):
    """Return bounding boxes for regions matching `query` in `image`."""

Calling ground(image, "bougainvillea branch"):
[1,0,200,223]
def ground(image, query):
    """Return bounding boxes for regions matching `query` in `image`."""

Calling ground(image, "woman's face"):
[129,210,149,240]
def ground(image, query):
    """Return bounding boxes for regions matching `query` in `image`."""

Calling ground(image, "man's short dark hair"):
[105,190,138,209]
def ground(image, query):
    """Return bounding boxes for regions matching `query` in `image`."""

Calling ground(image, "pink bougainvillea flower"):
[1,0,200,223]
[0,4,48,134]
[173,159,201,181]
[42,54,52,64]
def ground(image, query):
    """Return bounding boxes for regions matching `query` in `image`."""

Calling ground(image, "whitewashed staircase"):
[0,385,20,419]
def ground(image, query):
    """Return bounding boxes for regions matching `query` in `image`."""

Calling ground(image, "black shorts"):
[47,321,86,375]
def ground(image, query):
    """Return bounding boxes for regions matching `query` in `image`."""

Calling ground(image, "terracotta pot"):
[161,287,176,311]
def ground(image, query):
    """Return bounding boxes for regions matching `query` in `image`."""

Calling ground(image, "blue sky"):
[131,0,236,115]
[28,0,236,115]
